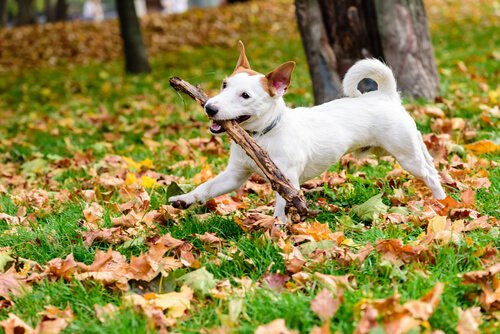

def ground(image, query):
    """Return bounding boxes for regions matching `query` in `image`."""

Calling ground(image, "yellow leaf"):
[340,238,355,247]
[153,286,193,318]
[193,165,215,185]
[427,215,447,234]
[139,158,154,169]
[122,157,141,171]
[125,173,138,186]
[465,140,500,155]
[140,175,156,188]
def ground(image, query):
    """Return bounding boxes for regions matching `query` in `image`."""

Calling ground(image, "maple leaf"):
[352,193,389,221]
[0,313,33,334]
[177,267,217,296]
[311,288,343,321]
[83,202,104,227]
[255,319,297,334]
[461,263,500,311]
[465,140,500,155]
[0,270,31,301]
[314,272,357,291]
[152,286,194,318]
[35,305,74,334]
[457,307,482,334]
[291,221,339,242]
[262,273,290,291]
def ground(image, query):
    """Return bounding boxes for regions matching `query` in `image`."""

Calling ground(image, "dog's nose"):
[205,103,219,117]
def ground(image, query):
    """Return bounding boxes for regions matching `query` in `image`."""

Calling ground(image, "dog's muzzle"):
[205,103,219,117]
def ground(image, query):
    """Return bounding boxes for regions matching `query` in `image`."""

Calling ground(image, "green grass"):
[0,1,499,333]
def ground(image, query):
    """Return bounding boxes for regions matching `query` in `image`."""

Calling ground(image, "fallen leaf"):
[255,319,297,334]
[152,286,194,318]
[177,267,217,296]
[465,140,500,155]
[457,307,482,334]
[311,288,343,321]
[352,193,389,221]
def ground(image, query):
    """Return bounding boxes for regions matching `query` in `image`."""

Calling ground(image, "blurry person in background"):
[161,0,188,15]
[83,0,104,21]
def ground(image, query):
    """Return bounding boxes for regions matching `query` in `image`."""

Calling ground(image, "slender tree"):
[55,0,67,21]
[296,0,439,104]
[116,0,151,74]
[0,0,7,27]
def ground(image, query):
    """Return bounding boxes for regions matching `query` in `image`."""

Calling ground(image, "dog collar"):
[248,114,282,137]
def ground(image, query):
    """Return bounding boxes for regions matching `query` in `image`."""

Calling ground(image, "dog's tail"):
[342,59,399,100]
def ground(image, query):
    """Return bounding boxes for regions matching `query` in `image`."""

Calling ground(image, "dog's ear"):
[234,40,251,71]
[265,61,296,97]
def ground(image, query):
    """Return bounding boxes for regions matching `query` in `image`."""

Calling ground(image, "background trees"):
[296,0,440,104]
[115,0,151,74]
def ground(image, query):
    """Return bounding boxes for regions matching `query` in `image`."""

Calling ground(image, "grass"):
[0,0,499,333]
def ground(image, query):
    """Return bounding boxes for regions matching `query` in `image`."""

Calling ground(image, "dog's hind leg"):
[384,134,446,200]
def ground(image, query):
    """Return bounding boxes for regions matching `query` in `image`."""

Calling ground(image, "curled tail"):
[342,59,399,100]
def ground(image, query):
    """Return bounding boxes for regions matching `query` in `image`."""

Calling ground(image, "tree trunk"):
[45,0,55,23]
[375,0,439,100]
[115,0,151,74]
[295,0,343,104]
[55,0,67,21]
[0,0,7,27]
[16,0,37,26]
[295,0,439,103]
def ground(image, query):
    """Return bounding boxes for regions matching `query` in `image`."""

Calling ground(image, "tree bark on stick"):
[295,0,439,104]
[116,0,151,74]
[169,76,309,219]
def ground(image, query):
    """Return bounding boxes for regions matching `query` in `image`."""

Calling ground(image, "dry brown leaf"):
[311,288,343,321]
[255,319,297,334]
[457,307,482,334]
[83,202,104,226]
[0,313,33,334]
[354,304,378,334]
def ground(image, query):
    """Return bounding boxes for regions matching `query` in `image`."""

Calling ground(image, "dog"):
[169,41,446,222]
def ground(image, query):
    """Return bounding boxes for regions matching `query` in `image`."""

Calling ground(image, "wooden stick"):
[169,76,309,219]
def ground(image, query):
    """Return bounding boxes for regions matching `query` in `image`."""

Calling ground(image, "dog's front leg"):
[273,170,300,223]
[169,166,250,209]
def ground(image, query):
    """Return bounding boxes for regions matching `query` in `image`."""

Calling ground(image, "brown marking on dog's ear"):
[260,76,271,95]
[265,61,296,96]
[233,40,251,72]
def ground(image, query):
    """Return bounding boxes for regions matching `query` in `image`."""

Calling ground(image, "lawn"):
[0,0,498,333]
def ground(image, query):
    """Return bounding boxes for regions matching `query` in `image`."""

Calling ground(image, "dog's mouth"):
[209,115,251,134]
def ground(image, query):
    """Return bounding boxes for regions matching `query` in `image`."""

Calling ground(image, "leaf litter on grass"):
[0,0,499,332]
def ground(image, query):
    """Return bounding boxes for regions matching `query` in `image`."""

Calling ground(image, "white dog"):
[169,41,446,221]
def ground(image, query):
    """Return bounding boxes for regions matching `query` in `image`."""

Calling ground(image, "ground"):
[0,0,498,333]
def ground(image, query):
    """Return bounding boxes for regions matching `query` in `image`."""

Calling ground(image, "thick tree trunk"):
[295,0,343,104]
[16,0,37,26]
[295,0,439,103]
[375,0,440,100]
[0,0,7,27]
[116,0,151,74]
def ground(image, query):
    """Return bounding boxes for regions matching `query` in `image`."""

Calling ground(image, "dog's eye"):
[241,92,250,99]
[222,82,227,89]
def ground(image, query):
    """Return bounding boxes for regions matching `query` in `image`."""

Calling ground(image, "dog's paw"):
[168,194,196,209]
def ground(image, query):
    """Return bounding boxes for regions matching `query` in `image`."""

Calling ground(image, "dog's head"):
[205,41,295,135]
